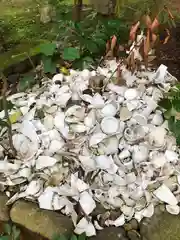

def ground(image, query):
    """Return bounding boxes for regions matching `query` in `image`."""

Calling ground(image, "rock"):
[124,219,139,231]
[129,219,139,231]
[140,205,180,240]
[0,193,10,221]
[127,230,141,240]
[89,227,128,240]
[10,200,73,239]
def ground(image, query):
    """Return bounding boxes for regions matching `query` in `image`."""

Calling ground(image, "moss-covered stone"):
[89,227,128,240]
[10,200,73,239]
[0,193,10,221]
[140,205,180,240]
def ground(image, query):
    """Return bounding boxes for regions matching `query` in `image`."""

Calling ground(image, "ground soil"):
[156,22,180,79]
[155,0,180,79]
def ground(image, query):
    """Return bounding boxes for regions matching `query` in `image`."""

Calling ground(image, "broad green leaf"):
[0,99,14,112]
[93,38,106,49]
[3,223,11,235]
[172,99,180,112]
[18,75,35,92]
[78,233,86,240]
[84,40,99,53]
[70,235,78,240]
[0,119,8,128]
[158,98,172,110]
[63,48,80,61]
[37,43,57,56]
[42,56,56,74]
[82,56,94,68]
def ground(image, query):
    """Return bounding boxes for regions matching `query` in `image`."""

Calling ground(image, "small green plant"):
[0,223,21,240]
[158,84,180,145]
[52,233,86,240]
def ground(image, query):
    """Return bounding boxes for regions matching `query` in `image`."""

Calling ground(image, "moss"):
[0,42,44,70]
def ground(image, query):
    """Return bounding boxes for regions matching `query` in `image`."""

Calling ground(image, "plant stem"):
[0,73,16,157]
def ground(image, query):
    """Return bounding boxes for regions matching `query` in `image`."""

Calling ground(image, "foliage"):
[0,223,21,240]
[158,84,180,145]
[52,233,86,240]
[0,95,15,128]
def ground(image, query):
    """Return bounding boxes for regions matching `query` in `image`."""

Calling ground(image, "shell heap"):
[0,59,180,236]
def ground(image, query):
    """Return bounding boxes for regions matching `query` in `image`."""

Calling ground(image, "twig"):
[0,72,16,157]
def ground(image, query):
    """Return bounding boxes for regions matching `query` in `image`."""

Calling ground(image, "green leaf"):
[0,99,14,112]
[0,236,10,240]
[71,235,78,240]
[42,56,56,74]
[164,108,176,119]
[18,75,36,92]
[78,233,86,240]
[52,234,67,240]
[12,225,20,240]
[172,99,180,112]
[168,116,175,132]
[37,43,57,56]
[3,223,11,235]
[0,119,8,128]
[63,48,80,61]
[84,40,99,53]
[158,98,172,110]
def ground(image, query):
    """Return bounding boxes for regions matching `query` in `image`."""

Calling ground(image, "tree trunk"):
[73,0,83,22]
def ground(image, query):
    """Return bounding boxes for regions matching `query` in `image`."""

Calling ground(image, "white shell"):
[89,133,107,147]
[105,214,125,227]
[79,191,96,215]
[165,150,178,162]
[74,218,96,237]
[151,113,164,126]
[70,123,87,133]
[52,73,63,83]
[142,203,154,218]
[124,88,138,100]
[101,117,119,134]
[120,107,132,121]
[99,136,119,155]
[36,156,57,170]
[119,149,131,160]
[154,64,168,83]
[84,110,96,128]
[38,187,54,210]
[166,205,180,215]
[153,184,178,205]
[101,101,119,117]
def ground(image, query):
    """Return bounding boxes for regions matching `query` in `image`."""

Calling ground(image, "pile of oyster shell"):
[0,58,180,236]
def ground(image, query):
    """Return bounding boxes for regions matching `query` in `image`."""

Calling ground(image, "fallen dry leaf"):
[151,17,160,32]
[129,21,140,41]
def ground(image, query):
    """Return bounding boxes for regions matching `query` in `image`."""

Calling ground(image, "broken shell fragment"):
[153,184,178,205]
[101,117,119,134]
[74,217,96,236]
[36,156,57,170]
[166,205,180,215]
[79,191,96,215]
